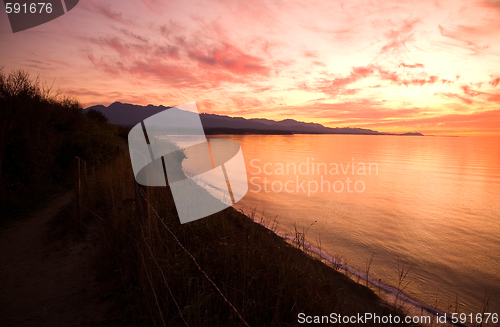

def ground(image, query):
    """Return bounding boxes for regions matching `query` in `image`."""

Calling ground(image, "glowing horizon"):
[1,0,500,136]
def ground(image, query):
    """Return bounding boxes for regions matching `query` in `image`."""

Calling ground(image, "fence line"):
[134,188,189,327]
[74,143,249,327]
[86,146,120,164]
[78,202,136,240]
[74,145,122,221]
[74,156,81,221]
[137,187,251,327]
[74,145,186,326]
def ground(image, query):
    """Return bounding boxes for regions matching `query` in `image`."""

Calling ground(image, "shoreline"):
[124,134,484,326]
[234,203,471,327]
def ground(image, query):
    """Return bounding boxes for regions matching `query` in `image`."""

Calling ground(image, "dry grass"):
[75,149,417,327]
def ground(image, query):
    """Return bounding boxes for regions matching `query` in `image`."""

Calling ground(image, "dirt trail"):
[0,193,118,327]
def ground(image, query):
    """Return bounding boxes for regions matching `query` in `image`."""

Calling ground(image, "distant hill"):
[84,102,423,136]
[84,102,171,127]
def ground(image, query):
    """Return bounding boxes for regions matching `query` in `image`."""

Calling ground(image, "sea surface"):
[207,134,500,317]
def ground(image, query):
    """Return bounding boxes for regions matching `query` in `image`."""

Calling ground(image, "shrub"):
[0,69,119,218]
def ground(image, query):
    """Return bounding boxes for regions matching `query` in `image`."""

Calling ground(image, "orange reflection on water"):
[210,134,500,316]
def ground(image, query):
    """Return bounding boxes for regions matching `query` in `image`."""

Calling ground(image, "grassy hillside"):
[0,70,119,219]
[1,70,415,326]
[82,153,414,326]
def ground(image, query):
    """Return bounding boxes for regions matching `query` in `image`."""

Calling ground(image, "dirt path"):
[0,193,118,327]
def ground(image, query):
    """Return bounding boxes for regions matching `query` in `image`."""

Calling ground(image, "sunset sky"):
[1,0,500,135]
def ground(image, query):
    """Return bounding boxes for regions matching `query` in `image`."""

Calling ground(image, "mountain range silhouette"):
[85,102,423,136]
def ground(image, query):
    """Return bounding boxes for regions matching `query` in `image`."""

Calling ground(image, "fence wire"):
[76,145,249,327]
[137,187,251,327]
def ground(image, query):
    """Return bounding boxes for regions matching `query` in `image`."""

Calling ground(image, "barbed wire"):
[138,243,167,327]
[86,148,118,164]
[134,191,189,327]
[78,200,189,326]
[76,173,188,326]
[76,147,249,326]
[137,187,251,327]
[78,202,136,241]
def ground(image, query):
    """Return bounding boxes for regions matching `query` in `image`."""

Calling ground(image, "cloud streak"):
[2,0,500,135]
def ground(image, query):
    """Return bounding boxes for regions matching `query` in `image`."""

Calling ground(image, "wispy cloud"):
[85,0,135,25]
[2,0,500,135]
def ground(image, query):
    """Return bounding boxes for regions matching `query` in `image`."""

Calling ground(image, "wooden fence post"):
[74,156,81,221]
[82,159,87,185]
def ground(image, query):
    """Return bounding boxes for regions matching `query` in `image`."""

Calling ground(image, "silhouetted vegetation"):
[80,154,413,326]
[86,108,109,124]
[0,69,118,219]
[0,70,415,326]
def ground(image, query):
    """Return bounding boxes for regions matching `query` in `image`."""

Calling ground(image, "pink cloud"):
[230,96,263,109]
[317,65,376,95]
[83,20,272,89]
[304,51,318,58]
[490,76,500,87]
[89,36,149,58]
[437,92,474,105]
[361,110,500,131]
[187,43,270,75]
[377,68,401,83]
[434,83,500,105]
[399,62,425,69]
[4,0,500,136]
[460,85,484,97]
[317,64,441,95]
[312,61,326,67]
[477,0,500,9]
[487,93,500,102]
[117,28,149,43]
[379,18,420,56]
[267,100,422,122]
[438,24,490,55]
[159,21,185,41]
[85,0,134,25]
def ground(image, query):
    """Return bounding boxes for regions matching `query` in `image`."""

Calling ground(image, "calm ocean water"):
[208,134,500,316]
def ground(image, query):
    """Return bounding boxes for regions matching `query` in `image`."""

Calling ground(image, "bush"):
[0,69,119,218]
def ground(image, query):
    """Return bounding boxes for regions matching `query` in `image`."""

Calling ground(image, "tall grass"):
[81,150,413,326]
[0,69,119,219]
[0,70,416,325]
